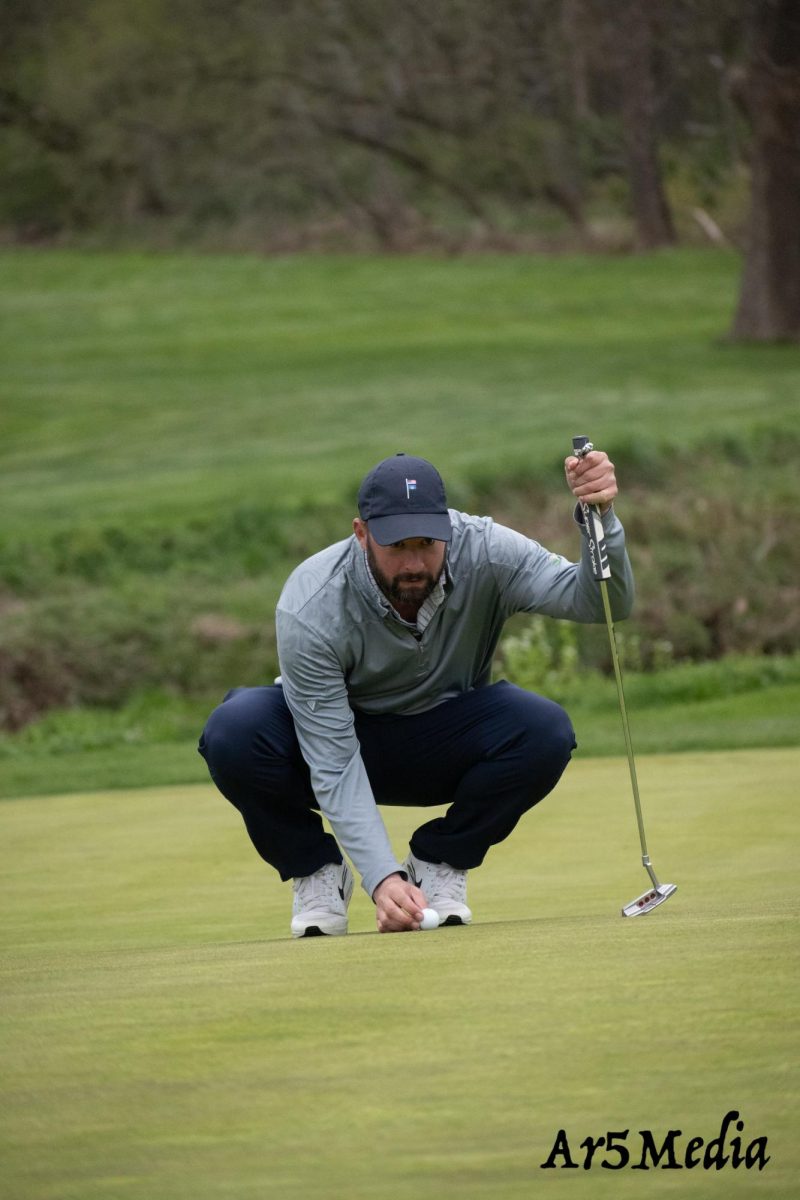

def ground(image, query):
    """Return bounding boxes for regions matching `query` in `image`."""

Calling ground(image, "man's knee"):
[199,686,288,775]
[510,689,576,772]
[542,701,577,763]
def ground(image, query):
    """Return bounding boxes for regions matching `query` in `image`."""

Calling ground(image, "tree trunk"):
[561,0,591,123]
[618,0,676,249]
[730,0,800,342]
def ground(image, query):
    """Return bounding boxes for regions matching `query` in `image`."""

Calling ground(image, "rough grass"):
[2,749,798,1198]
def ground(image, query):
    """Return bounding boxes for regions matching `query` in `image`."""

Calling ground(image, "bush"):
[481,434,800,671]
[0,580,280,731]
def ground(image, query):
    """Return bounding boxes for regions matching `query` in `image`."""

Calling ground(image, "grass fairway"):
[2,248,797,537]
[3,748,797,1198]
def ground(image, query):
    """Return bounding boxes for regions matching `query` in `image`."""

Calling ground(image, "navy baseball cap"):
[357,453,452,545]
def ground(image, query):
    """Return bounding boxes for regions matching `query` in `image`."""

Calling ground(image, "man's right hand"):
[372,873,428,933]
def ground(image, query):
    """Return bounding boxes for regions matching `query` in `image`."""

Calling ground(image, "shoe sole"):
[291,922,348,938]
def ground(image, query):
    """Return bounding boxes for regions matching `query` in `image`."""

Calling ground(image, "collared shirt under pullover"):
[276,506,634,898]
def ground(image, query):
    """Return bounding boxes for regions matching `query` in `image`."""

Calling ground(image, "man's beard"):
[365,540,438,610]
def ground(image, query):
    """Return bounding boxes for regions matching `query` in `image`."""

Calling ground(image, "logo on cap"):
[405,478,417,499]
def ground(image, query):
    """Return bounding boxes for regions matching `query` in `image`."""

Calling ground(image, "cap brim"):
[368,512,452,546]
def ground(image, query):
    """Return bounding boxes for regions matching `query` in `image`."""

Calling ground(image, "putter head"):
[621,883,677,918]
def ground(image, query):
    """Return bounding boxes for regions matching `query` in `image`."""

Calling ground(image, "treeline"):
[1,0,753,251]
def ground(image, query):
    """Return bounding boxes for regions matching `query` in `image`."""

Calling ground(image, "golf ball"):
[419,907,439,930]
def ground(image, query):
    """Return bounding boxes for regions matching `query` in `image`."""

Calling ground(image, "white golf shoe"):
[404,852,472,925]
[291,861,354,938]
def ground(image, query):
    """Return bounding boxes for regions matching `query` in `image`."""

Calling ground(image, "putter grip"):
[571,435,611,581]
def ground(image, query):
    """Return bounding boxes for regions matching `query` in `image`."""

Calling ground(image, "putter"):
[572,435,677,917]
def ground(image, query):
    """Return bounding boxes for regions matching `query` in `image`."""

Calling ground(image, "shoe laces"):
[430,861,467,903]
[294,863,341,909]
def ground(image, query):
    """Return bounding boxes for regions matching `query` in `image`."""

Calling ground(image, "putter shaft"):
[598,578,661,886]
[571,434,676,913]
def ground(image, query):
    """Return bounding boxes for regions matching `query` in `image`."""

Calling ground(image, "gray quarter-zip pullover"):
[276,506,634,898]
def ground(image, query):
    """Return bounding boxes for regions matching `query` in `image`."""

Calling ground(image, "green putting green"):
[3,747,797,1198]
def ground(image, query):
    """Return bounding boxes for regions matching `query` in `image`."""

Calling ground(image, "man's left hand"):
[564,449,618,514]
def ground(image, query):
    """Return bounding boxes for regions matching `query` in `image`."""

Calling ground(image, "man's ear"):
[353,517,368,548]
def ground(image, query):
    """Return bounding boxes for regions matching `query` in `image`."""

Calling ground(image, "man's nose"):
[401,551,425,573]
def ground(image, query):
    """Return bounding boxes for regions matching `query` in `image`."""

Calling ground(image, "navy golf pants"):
[198,681,576,884]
